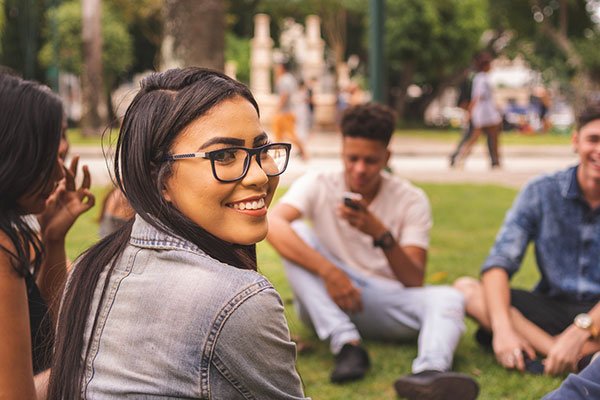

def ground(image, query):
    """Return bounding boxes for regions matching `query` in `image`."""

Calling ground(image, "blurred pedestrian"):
[272,62,308,160]
[295,79,312,143]
[454,53,502,168]
[449,68,494,167]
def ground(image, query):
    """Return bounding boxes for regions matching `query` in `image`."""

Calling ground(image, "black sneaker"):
[394,370,479,400]
[577,351,600,372]
[474,327,493,350]
[330,343,370,383]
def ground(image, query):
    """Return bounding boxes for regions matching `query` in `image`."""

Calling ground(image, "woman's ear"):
[162,185,172,202]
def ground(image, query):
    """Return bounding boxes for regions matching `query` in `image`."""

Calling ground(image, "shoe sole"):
[394,373,479,400]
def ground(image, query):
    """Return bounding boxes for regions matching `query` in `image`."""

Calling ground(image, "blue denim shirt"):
[482,166,600,303]
[81,216,308,399]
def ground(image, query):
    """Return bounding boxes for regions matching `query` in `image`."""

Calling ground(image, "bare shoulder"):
[0,229,19,277]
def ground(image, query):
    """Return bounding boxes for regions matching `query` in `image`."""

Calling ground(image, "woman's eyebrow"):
[253,132,268,146]
[198,136,245,150]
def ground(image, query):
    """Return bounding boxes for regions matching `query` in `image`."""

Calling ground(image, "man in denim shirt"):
[455,102,600,376]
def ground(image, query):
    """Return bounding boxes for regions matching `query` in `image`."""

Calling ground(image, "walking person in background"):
[272,62,308,160]
[295,79,312,145]
[454,53,502,168]
[449,67,494,167]
[47,68,308,399]
[0,73,94,399]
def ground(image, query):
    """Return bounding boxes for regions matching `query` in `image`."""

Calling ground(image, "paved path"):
[72,132,578,190]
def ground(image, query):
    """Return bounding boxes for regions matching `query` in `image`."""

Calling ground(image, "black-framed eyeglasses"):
[164,142,292,183]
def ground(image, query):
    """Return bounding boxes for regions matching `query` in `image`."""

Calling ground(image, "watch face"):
[575,313,592,329]
[382,232,394,247]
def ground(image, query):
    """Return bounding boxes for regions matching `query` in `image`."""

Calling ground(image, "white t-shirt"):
[279,170,432,281]
[471,71,501,128]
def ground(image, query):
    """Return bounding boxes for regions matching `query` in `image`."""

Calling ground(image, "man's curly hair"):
[577,101,600,130]
[340,103,396,146]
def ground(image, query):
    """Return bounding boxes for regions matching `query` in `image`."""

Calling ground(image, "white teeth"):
[232,198,265,210]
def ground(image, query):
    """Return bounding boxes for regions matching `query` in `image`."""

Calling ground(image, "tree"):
[491,0,598,106]
[161,0,225,71]
[81,0,105,135]
[385,0,489,120]
[39,1,133,129]
[0,0,47,81]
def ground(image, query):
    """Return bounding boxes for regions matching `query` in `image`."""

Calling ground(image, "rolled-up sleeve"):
[212,287,310,399]
[481,181,540,278]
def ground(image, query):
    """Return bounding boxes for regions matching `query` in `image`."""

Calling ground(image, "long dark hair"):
[0,73,63,278]
[48,68,261,399]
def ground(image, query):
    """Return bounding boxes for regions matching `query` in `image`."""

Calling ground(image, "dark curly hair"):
[577,101,600,130]
[340,103,396,146]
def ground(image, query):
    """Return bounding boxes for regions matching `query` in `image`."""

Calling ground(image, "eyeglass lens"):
[212,144,289,181]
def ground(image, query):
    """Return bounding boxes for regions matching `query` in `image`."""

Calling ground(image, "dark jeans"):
[450,122,497,166]
[510,289,595,335]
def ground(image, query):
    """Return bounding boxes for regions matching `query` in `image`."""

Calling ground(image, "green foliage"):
[493,0,597,90]
[0,3,4,54]
[226,32,251,84]
[0,0,47,81]
[38,0,133,91]
[576,31,600,83]
[386,0,488,86]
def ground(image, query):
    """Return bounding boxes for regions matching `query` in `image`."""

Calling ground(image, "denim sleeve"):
[542,358,600,399]
[481,181,540,278]
[212,286,310,400]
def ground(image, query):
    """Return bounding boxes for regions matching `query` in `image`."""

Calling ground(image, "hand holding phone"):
[343,192,362,211]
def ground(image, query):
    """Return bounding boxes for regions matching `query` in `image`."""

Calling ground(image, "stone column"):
[250,14,273,96]
[302,15,325,82]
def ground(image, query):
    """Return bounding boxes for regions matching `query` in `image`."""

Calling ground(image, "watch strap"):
[591,324,599,340]
[373,231,394,249]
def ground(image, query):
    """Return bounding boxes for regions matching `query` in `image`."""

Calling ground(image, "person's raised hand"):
[39,155,95,241]
[337,199,386,240]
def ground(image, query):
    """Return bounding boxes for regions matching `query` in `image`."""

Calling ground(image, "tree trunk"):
[390,59,415,119]
[81,0,107,136]
[532,0,587,110]
[412,67,472,120]
[161,0,224,71]
[322,7,347,72]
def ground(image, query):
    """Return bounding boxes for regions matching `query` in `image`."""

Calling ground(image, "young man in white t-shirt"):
[268,103,478,399]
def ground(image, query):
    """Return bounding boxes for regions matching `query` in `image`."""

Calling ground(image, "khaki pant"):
[271,112,297,142]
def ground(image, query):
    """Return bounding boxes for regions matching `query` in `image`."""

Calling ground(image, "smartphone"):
[343,192,362,210]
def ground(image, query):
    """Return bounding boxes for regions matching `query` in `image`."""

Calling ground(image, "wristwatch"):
[373,230,395,250]
[574,313,599,339]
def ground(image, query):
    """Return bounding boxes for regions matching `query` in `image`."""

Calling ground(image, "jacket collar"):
[129,214,203,253]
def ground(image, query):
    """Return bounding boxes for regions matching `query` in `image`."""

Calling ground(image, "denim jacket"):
[482,166,600,303]
[81,215,308,399]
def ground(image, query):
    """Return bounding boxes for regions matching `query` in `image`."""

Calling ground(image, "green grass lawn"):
[67,183,564,399]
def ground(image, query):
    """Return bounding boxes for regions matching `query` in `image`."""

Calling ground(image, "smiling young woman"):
[47,68,307,399]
